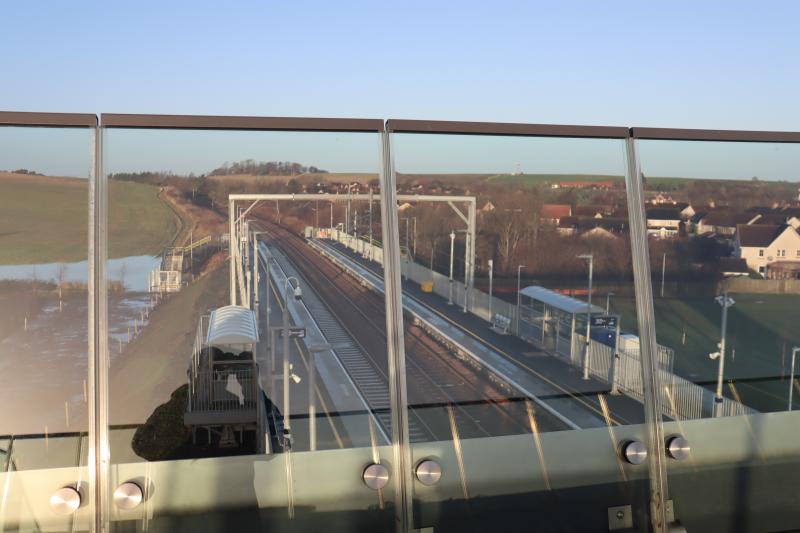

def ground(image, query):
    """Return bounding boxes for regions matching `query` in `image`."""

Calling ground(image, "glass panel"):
[637,138,800,531]
[104,127,395,530]
[0,125,93,530]
[380,132,651,531]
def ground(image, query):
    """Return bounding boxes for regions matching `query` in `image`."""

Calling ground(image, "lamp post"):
[578,254,593,380]
[606,292,614,315]
[789,346,799,411]
[488,259,494,320]
[516,265,526,335]
[448,230,455,305]
[283,277,302,439]
[368,188,374,261]
[307,343,331,451]
[711,292,735,417]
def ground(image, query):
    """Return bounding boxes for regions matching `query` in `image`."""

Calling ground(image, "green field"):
[611,292,800,411]
[490,173,624,187]
[0,174,178,264]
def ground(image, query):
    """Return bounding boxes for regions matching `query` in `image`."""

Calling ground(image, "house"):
[734,224,800,277]
[696,211,758,237]
[752,213,800,229]
[647,192,675,205]
[674,202,696,220]
[541,204,572,225]
[556,216,579,235]
[574,204,613,218]
[646,208,682,238]
[718,257,749,278]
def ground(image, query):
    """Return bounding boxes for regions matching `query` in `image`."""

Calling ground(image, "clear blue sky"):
[2,1,800,179]
[1,1,799,129]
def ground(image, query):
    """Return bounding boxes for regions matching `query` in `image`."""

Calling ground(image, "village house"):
[696,211,758,237]
[646,207,682,238]
[541,204,572,225]
[734,224,800,278]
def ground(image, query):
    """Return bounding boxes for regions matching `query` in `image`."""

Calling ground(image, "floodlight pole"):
[713,292,734,417]
[790,347,800,411]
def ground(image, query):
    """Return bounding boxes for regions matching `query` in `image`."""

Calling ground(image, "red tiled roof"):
[541,204,572,218]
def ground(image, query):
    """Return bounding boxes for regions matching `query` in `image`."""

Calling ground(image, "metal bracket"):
[608,505,633,530]
[608,501,680,532]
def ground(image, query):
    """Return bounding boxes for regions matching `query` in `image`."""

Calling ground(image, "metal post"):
[330,201,334,230]
[253,233,259,323]
[229,199,236,305]
[488,259,494,320]
[369,188,374,261]
[265,252,271,353]
[448,230,455,305]
[790,347,799,411]
[379,128,414,533]
[309,351,316,451]
[661,252,666,298]
[623,135,669,533]
[462,230,469,313]
[606,292,614,314]
[413,217,417,259]
[578,254,593,380]
[714,292,733,417]
[190,229,193,276]
[88,122,110,533]
[610,315,621,395]
[516,265,525,335]
[404,218,410,281]
[282,278,300,437]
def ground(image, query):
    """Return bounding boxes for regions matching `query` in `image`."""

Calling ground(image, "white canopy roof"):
[520,285,605,315]
[206,305,259,346]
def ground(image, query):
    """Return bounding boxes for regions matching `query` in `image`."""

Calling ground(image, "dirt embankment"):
[109,262,229,425]
[160,186,227,247]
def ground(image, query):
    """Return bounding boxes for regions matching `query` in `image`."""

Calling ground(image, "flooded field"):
[0,289,157,435]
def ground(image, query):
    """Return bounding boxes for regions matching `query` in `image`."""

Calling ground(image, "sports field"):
[0,173,178,264]
[612,292,800,411]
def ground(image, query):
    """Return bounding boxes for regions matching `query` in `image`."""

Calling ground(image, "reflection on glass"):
[638,139,800,532]
[105,128,393,530]
[373,132,655,530]
[0,125,93,530]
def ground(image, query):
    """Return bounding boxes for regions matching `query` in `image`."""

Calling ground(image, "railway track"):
[257,221,568,441]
